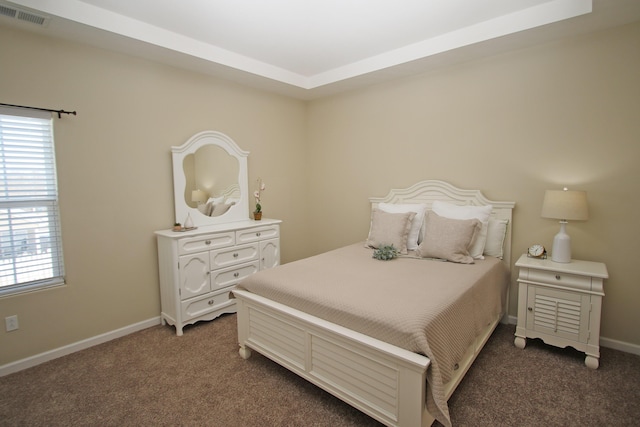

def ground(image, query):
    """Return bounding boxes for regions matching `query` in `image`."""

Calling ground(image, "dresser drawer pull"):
[234,272,240,278]
[555,275,561,280]
[256,232,261,237]
[208,299,215,305]
[233,253,238,258]
[205,240,211,245]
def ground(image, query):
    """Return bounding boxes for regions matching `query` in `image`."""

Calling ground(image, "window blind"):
[0,107,64,295]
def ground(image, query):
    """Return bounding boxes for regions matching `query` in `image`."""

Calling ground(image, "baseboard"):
[3,315,639,377]
[0,316,161,377]
[600,336,640,356]
[507,315,640,356]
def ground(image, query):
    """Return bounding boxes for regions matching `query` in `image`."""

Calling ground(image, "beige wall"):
[1,20,639,367]
[306,22,640,346]
[0,25,308,365]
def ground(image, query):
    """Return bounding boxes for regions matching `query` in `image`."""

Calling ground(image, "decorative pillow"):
[210,203,233,217]
[431,201,492,259]
[416,211,481,264]
[484,218,508,259]
[206,196,225,205]
[365,209,416,254]
[377,203,428,250]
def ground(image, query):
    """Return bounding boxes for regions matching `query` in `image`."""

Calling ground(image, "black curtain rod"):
[0,103,77,118]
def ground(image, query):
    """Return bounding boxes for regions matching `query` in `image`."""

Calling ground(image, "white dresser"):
[514,254,608,368]
[155,218,281,335]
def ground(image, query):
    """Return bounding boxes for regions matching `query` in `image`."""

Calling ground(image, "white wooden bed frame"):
[234,180,515,427]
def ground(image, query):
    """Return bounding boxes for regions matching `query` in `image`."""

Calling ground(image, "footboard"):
[233,289,433,427]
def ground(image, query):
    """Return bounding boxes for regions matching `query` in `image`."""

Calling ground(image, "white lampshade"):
[541,189,588,263]
[541,190,589,221]
[191,189,207,203]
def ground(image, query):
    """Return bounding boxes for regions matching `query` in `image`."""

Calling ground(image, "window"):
[0,106,64,296]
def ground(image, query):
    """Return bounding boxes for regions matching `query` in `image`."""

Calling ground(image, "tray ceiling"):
[2,0,639,99]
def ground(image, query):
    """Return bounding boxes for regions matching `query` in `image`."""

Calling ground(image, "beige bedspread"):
[236,243,509,426]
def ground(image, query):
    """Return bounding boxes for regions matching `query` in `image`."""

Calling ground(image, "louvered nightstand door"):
[526,286,590,343]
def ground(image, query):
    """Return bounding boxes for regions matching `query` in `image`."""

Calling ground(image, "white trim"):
[0,317,161,377]
[599,336,640,357]
[509,315,640,356]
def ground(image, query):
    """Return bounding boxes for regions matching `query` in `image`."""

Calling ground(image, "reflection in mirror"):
[182,145,240,217]
[172,131,249,227]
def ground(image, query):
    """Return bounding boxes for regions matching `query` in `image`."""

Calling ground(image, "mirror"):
[172,131,249,227]
[182,145,238,212]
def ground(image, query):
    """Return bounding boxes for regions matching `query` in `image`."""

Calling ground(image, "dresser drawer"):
[236,225,279,244]
[210,244,259,269]
[524,268,593,292]
[178,232,235,255]
[181,289,234,320]
[211,261,260,290]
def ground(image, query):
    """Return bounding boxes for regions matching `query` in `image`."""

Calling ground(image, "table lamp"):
[191,189,207,206]
[541,188,589,263]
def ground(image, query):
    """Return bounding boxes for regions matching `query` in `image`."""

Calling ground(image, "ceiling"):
[2,0,640,99]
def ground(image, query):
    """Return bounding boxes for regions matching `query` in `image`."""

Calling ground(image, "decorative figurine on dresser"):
[514,189,607,368]
[155,131,281,335]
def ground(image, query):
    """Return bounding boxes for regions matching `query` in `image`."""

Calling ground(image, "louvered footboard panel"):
[235,290,432,427]
[247,306,306,370]
[310,334,399,420]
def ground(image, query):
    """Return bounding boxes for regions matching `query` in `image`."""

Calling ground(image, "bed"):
[233,180,515,427]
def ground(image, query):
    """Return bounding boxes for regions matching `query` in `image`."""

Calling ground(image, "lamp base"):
[551,221,571,263]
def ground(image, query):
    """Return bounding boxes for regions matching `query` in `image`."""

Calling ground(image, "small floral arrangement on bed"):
[254,178,265,213]
[372,244,398,261]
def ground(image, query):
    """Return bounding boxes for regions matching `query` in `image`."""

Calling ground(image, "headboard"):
[369,180,516,266]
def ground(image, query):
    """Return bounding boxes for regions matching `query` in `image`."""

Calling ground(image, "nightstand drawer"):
[525,269,592,292]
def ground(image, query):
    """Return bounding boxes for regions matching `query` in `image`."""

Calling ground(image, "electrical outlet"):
[5,315,19,332]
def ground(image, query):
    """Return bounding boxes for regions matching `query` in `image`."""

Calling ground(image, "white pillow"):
[377,203,428,250]
[484,218,508,259]
[431,201,492,259]
[206,196,225,205]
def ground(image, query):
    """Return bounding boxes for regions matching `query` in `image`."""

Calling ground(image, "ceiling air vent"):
[0,3,50,26]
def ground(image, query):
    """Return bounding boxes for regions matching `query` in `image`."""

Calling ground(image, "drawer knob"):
[205,240,211,245]
[233,253,238,258]
[555,275,561,280]
[528,307,533,312]
[256,232,261,237]
[208,299,215,305]
[234,272,240,278]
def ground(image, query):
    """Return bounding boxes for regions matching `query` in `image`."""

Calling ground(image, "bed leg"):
[239,345,252,359]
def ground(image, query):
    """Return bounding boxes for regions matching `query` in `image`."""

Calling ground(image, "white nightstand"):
[514,254,608,369]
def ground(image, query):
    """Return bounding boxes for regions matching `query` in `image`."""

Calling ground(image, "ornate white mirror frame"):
[172,131,249,227]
